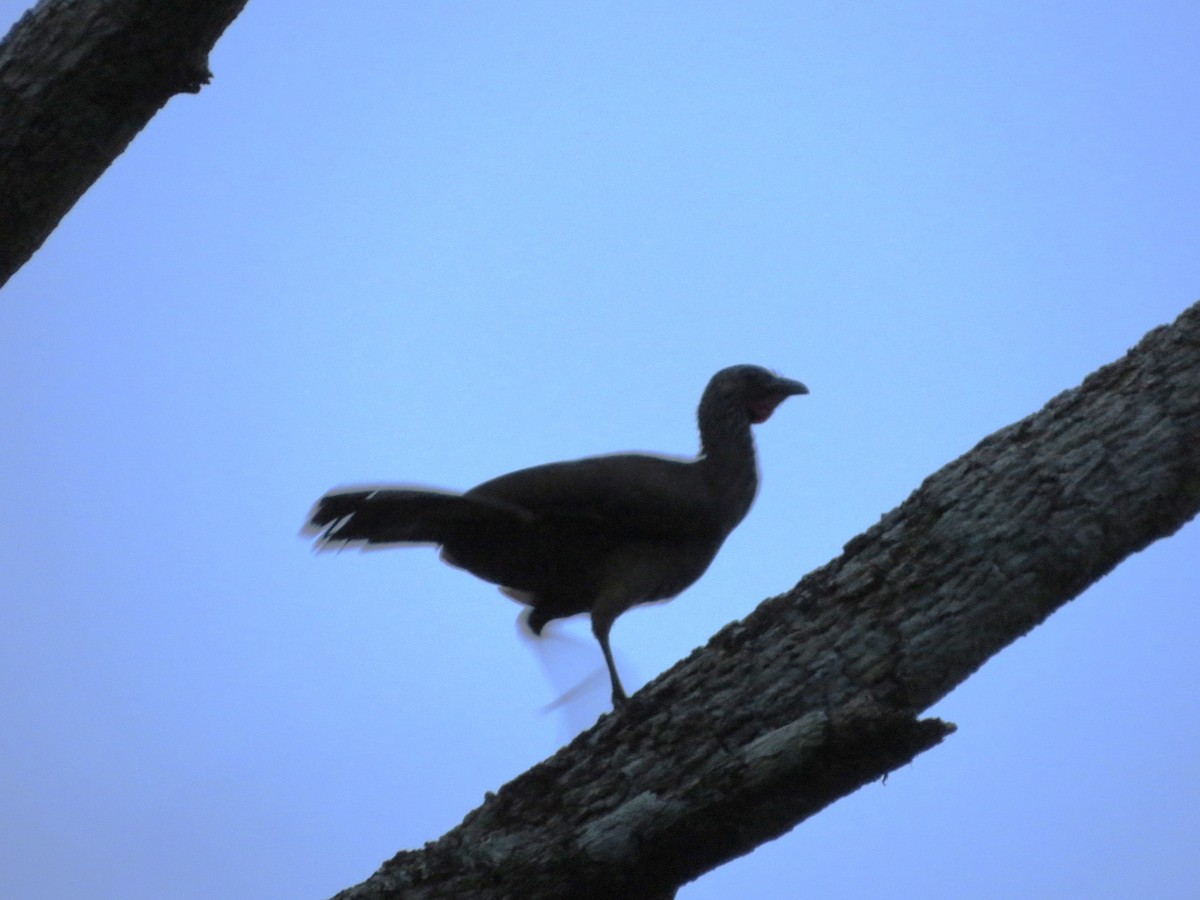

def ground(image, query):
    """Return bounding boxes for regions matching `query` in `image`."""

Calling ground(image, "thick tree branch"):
[0,0,248,288]
[336,299,1200,899]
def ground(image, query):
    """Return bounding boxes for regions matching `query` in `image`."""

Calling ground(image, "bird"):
[304,365,807,708]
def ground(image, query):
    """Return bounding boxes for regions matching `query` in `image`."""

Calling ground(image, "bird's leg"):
[599,632,628,708]
[592,614,628,708]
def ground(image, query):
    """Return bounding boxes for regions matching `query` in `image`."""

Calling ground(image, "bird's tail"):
[303,486,530,549]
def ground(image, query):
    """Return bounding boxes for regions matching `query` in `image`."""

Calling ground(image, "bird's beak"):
[749,376,809,423]
[775,377,809,397]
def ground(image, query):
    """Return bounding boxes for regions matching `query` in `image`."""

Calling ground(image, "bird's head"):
[704,364,809,425]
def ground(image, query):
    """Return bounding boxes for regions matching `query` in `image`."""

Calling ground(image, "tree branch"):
[0,0,249,289]
[334,299,1200,899]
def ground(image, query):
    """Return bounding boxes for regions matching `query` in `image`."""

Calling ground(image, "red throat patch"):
[748,394,783,424]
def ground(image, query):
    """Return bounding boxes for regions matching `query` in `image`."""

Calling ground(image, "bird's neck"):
[697,401,760,531]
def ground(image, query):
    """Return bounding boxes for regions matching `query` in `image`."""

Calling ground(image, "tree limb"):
[0,0,249,289]
[334,299,1200,899]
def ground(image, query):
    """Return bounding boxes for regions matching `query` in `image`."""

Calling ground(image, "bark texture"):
[0,0,248,288]
[335,299,1200,900]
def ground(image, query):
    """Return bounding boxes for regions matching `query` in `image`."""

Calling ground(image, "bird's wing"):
[465,453,720,541]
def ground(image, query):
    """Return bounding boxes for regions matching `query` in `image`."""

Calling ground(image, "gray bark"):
[0,0,248,289]
[334,299,1200,899]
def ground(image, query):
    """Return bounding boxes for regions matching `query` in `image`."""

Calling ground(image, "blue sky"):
[1,3,1197,897]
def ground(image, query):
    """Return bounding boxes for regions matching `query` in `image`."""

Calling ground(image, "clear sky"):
[1,2,1198,898]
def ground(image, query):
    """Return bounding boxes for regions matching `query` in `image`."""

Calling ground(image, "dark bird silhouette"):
[304,365,807,708]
